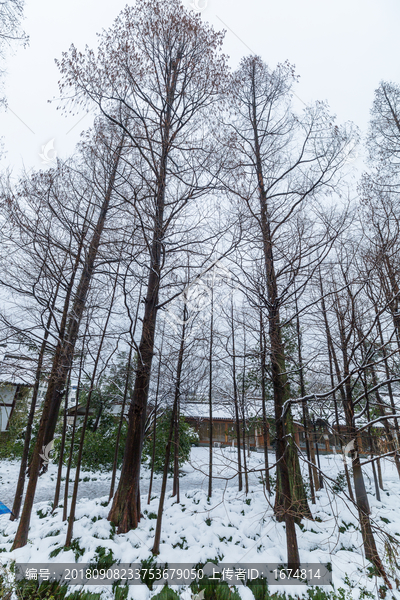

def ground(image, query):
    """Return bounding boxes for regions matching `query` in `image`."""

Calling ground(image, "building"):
[0,346,35,433]
[181,401,392,456]
[182,400,269,450]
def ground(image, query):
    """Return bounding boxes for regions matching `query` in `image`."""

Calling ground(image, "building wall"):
[0,385,16,432]
[188,418,263,447]
[0,384,32,432]
[186,416,389,455]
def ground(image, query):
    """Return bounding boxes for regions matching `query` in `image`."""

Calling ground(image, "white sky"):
[0,0,399,175]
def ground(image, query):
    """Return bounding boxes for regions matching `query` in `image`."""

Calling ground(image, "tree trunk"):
[92,403,103,433]
[10,281,61,521]
[313,420,324,490]
[365,381,381,502]
[65,271,118,547]
[382,254,400,350]
[63,332,87,522]
[109,344,134,503]
[374,309,400,476]
[259,311,270,494]
[230,299,243,491]
[108,159,168,531]
[270,318,311,522]
[319,273,354,500]
[107,57,181,529]
[336,301,389,584]
[42,149,121,450]
[376,454,384,491]
[152,305,186,555]
[249,62,311,525]
[110,282,142,503]
[358,311,400,483]
[12,246,83,547]
[172,401,180,502]
[52,372,70,511]
[241,324,249,495]
[371,459,381,502]
[294,293,315,504]
[107,266,161,532]
[147,329,163,505]
[208,289,213,499]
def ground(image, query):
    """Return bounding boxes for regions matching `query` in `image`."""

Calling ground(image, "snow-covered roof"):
[181,400,265,421]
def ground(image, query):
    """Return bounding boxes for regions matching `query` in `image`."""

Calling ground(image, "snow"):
[181,400,266,421]
[1,447,400,599]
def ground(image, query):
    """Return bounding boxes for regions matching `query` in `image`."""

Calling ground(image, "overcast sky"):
[0,0,399,175]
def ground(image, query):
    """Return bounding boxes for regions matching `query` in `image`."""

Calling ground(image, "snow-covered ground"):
[1,447,400,599]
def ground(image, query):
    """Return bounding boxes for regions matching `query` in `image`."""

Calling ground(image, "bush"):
[142,410,198,474]
[55,413,127,472]
[332,471,347,493]
[53,352,134,472]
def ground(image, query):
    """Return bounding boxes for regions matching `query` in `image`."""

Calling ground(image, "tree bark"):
[109,345,134,503]
[375,308,400,467]
[110,281,142,503]
[172,400,180,502]
[335,299,389,584]
[319,272,355,501]
[107,260,162,532]
[376,454,384,491]
[241,324,249,495]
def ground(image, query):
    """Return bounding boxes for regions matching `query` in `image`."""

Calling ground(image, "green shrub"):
[89,546,115,570]
[332,471,347,493]
[142,409,198,474]
[53,352,135,472]
[56,413,127,472]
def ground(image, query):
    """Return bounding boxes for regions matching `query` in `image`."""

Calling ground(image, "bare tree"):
[0,0,28,99]
[317,245,392,584]
[12,122,130,549]
[367,81,400,174]
[152,302,188,555]
[224,55,356,568]
[65,269,119,547]
[56,0,229,533]
[207,287,214,498]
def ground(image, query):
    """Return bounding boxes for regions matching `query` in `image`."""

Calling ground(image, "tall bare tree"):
[12,122,129,549]
[56,0,228,532]
[224,55,356,567]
